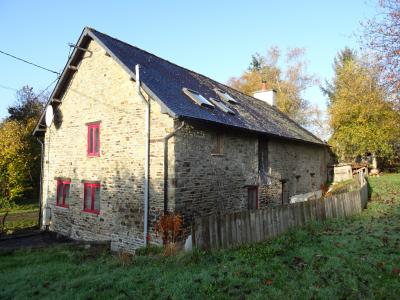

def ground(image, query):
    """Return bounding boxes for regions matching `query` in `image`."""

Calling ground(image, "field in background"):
[0,199,39,234]
[0,174,399,299]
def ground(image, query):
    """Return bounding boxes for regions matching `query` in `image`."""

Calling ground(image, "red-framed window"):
[87,122,100,156]
[83,182,100,214]
[247,186,259,210]
[56,180,71,208]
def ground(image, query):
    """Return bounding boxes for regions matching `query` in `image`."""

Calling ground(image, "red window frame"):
[56,180,70,208]
[83,182,100,214]
[87,122,100,156]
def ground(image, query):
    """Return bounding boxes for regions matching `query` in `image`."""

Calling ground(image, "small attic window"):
[214,88,238,104]
[209,98,235,115]
[182,88,214,109]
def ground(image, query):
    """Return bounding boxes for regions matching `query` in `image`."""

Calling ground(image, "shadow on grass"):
[367,177,373,199]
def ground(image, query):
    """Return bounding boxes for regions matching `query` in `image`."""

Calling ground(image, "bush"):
[154,213,183,256]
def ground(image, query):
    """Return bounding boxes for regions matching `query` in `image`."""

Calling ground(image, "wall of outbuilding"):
[172,123,259,224]
[259,139,329,206]
[172,122,329,226]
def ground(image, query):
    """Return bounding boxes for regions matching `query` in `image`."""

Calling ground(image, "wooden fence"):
[192,181,368,250]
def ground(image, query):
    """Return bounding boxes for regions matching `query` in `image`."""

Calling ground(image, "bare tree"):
[361,0,400,105]
[228,46,318,126]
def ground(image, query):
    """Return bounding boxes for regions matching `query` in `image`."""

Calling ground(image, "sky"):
[0,0,378,120]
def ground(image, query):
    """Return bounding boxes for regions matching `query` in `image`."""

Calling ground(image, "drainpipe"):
[135,64,150,247]
[163,121,185,213]
[36,138,44,228]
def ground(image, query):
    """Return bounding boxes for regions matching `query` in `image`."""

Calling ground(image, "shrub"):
[154,213,183,256]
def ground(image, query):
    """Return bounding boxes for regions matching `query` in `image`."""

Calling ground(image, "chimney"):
[253,82,277,107]
[261,81,267,91]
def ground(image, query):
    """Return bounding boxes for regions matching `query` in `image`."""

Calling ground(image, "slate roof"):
[34,27,325,146]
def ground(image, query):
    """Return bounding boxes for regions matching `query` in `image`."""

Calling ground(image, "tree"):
[228,46,317,126]
[7,85,46,122]
[322,47,357,103]
[323,49,400,164]
[361,0,400,105]
[0,86,45,233]
[304,104,332,142]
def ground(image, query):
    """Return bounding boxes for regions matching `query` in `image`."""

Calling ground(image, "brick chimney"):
[261,81,267,91]
[253,81,277,107]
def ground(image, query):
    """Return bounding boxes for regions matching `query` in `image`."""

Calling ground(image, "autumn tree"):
[0,119,40,201]
[0,86,46,232]
[228,46,317,126]
[361,0,400,105]
[323,48,400,164]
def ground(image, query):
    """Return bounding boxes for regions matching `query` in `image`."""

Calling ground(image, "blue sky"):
[0,0,377,120]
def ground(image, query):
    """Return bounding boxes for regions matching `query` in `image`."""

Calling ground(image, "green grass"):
[2,219,38,235]
[1,174,400,299]
[0,199,39,216]
[0,198,39,234]
[329,178,357,194]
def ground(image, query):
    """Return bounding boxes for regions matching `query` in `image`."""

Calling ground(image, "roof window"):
[209,98,235,115]
[214,88,238,104]
[182,88,214,109]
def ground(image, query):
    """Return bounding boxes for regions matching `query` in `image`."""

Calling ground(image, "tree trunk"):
[0,210,9,235]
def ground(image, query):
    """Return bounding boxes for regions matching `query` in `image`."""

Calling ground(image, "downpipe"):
[163,121,185,213]
[36,137,44,229]
[135,64,150,247]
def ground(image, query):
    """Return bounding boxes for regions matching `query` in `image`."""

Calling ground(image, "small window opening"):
[214,88,238,104]
[182,88,214,108]
[211,132,224,155]
[247,186,259,209]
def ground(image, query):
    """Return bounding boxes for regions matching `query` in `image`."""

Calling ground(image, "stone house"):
[33,27,329,252]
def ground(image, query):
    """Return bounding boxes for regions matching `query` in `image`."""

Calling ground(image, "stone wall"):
[41,39,174,251]
[260,139,329,206]
[172,123,329,225]
[173,123,259,224]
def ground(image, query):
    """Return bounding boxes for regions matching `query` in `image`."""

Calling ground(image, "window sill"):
[211,153,224,157]
[82,209,100,215]
[87,154,100,158]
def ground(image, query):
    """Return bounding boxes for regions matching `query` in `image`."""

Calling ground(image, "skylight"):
[214,88,238,104]
[182,88,214,109]
[209,98,235,115]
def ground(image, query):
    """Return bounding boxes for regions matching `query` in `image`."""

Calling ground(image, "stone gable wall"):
[41,39,174,251]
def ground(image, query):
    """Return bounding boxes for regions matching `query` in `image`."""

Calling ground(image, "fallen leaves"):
[392,267,399,275]
[263,279,273,286]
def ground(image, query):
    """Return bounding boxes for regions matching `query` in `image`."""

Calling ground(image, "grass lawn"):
[0,174,399,299]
